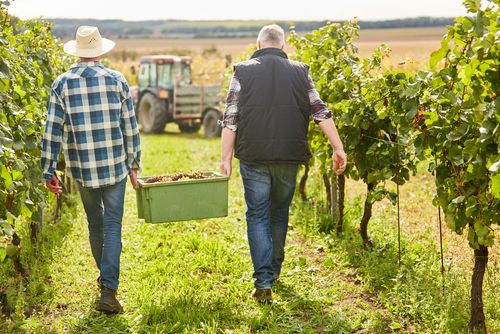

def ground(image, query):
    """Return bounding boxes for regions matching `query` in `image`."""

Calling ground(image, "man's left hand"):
[333,150,347,175]
[220,160,232,177]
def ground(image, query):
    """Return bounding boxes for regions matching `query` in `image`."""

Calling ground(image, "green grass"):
[293,165,499,333]
[0,126,498,333]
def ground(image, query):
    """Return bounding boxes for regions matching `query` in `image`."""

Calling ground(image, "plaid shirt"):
[221,74,332,131]
[41,61,141,188]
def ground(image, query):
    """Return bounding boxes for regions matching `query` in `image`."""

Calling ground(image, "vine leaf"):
[491,173,500,199]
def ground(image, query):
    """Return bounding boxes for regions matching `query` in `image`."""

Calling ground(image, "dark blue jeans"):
[77,177,127,291]
[240,162,298,289]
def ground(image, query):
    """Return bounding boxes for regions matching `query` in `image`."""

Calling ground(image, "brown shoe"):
[96,287,123,314]
[251,288,272,303]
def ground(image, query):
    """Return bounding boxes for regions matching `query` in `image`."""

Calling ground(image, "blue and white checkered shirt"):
[41,61,141,189]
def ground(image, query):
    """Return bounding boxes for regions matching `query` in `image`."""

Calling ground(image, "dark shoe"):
[251,288,272,303]
[97,276,102,288]
[96,287,123,314]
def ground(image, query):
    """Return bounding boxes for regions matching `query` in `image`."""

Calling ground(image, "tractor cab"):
[132,54,222,136]
[138,55,192,91]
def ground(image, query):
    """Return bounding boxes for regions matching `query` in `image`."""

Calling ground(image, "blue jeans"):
[77,177,127,291]
[240,162,298,289]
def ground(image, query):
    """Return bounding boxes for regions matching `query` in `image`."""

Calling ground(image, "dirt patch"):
[289,232,387,313]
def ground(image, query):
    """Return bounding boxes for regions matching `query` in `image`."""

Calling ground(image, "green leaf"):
[1,165,12,189]
[0,76,10,93]
[5,244,18,257]
[468,226,478,249]
[387,191,398,205]
[0,136,13,148]
[445,212,456,230]
[377,109,388,120]
[474,222,488,238]
[11,170,23,181]
[446,123,469,141]
[402,84,420,98]
[0,58,11,76]
[367,172,379,184]
[429,46,448,69]
[491,173,500,199]
[488,160,500,173]
[474,11,484,36]
[0,221,14,236]
[391,322,402,330]
[463,0,481,13]
[449,146,464,166]
[452,196,465,204]
[405,104,418,120]
[20,203,33,218]
[424,111,439,126]
[13,85,26,99]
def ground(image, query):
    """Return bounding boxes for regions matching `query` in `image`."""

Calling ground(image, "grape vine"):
[0,3,72,268]
[289,1,498,331]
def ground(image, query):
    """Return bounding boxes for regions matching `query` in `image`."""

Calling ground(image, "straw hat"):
[63,26,115,58]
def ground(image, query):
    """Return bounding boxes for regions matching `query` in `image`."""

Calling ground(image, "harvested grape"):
[143,171,214,183]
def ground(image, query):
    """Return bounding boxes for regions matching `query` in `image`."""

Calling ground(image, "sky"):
[7,0,469,21]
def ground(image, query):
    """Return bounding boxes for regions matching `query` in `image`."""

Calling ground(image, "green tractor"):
[131,55,222,137]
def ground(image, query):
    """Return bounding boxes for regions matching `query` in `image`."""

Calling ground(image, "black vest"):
[234,48,311,164]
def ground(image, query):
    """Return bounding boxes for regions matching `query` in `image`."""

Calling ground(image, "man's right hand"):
[46,175,63,196]
[129,168,140,190]
[220,160,232,177]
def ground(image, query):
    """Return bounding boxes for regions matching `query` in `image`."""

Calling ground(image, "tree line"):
[47,17,456,39]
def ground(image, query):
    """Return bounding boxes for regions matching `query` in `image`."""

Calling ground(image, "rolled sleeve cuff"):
[218,120,237,131]
[313,109,332,124]
[129,158,141,172]
[42,162,57,181]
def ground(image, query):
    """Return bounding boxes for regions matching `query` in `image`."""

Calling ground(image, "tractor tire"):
[138,93,167,134]
[203,109,222,138]
[178,122,201,133]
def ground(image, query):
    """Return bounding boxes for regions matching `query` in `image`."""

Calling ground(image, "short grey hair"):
[257,24,285,47]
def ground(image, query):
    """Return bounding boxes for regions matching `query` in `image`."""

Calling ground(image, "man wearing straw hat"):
[41,26,141,314]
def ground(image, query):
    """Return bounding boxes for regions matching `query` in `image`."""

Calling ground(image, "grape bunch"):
[144,175,170,183]
[144,171,208,183]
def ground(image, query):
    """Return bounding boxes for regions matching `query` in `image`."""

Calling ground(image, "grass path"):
[17,131,391,333]
[5,129,498,333]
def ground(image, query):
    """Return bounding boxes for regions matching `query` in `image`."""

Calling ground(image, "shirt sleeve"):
[307,75,332,123]
[41,87,65,181]
[219,74,240,132]
[119,80,141,172]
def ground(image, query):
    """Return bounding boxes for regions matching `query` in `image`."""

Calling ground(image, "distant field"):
[111,27,447,60]
[112,37,256,57]
[108,27,448,85]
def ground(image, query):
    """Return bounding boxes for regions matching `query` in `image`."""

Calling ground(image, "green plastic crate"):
[136,172,229,223]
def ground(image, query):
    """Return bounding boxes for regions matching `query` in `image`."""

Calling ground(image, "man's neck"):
[258,44,284,50]
[80,57,101,62]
